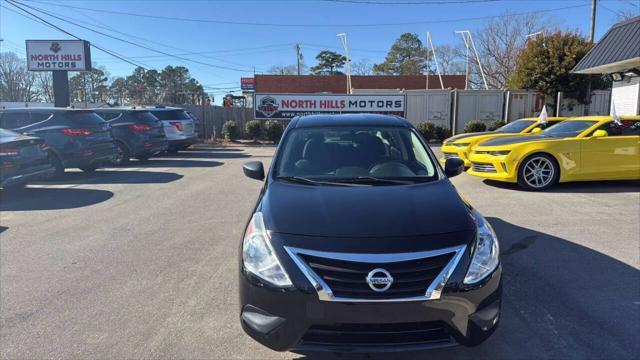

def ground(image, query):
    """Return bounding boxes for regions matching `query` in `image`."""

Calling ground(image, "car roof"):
[94,108,153,113]
[292,114,411,128]
[563,116,640,121]
[1,107,96,113]
[518,117,567,121]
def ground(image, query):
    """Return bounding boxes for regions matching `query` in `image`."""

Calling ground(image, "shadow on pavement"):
[187,146,245,152]
[170,150,252,159]
[129,159,224,168]
[0,187,113,211]
[296,217,639,360]
[482,179,640,194]
[0,226,7,234]
[39,170,184,185]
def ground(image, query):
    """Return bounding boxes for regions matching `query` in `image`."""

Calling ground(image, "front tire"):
[113,141,130,166]
[80,164,98,173]
[517,153,559,191]
[49,153,65,178]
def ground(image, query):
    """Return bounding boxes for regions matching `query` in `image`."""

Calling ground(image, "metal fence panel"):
[455,90,504,133]
[404,90,451,128]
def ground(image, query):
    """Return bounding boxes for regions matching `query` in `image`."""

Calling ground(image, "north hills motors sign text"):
[254,94,405,119]
[26,40,92,72]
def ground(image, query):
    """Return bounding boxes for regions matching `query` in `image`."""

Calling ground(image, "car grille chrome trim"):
[284,245,467,303]
[471,162,497,173]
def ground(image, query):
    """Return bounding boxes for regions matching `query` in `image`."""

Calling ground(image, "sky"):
[1,0,639,104]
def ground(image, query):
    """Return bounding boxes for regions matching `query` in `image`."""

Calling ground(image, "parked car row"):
[440,115,640,190]
[0,106,198,189]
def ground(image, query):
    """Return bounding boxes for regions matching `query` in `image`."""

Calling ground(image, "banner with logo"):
[26,40,92,71]
[254,94,405,119]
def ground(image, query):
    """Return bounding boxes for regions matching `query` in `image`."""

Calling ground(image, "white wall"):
[611,76,640,116]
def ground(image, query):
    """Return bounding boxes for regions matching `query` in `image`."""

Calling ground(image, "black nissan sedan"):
[239,114,502,353]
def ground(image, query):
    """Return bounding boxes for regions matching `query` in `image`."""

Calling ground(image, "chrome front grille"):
[285,245,466,302]
[472,162,497,173]
[443,153,459,159]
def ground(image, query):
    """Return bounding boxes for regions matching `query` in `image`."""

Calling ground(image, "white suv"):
[148,107,197,153]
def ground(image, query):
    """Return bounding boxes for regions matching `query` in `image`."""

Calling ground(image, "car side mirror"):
[591,130,608,138]
[530,127,542,135]
[444,158,465,178]
[243,161,265,180]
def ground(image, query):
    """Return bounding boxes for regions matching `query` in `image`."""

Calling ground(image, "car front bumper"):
[439,144,472,167]
[466,152,518,183]
[239,263,502,353]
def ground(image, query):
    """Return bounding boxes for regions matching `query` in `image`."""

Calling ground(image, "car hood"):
[445,132,488,143]
[260,179,475,238]
[478,134,552,147]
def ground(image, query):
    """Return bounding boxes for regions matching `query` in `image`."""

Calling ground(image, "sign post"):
[26,40,92,107]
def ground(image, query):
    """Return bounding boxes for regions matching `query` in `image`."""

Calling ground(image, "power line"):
[321,0,501,4]
[24,1,588,28]
[11,0,256,73]
[3,1,149,69]
[26,3,273,72]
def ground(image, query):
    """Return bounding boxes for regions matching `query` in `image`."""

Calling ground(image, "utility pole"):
[337,33,352,94]
[589,0,597,43]
[295,43,301,75]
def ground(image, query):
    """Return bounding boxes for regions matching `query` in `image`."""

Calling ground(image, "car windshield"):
[540,120,598,137]
[0,128,17,137]
[275,126,438,184]
[494,120,536,133]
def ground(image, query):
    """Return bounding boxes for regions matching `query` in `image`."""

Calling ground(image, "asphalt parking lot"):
[1,144,638,359]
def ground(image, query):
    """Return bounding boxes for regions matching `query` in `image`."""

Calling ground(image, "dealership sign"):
[241,77,255,91]
[254,94,405,119]
[26,40,92,71]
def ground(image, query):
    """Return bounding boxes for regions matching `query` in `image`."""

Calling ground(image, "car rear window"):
[130,111,160,123]
[150,110,190,120]
[64,111,107,125]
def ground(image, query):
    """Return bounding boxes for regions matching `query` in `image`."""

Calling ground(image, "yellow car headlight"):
[489,150,510,156]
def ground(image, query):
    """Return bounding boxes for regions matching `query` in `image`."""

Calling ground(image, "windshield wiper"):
[331,176,414,185]
[276,176,359,186]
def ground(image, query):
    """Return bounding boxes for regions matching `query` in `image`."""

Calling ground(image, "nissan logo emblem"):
[365,268,394,292]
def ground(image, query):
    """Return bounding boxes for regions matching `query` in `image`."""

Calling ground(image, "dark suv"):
[95,108,168,165]
[0,108,118,176]
[240,114,501,353]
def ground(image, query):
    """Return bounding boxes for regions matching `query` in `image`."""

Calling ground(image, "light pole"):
[337,33,352,94]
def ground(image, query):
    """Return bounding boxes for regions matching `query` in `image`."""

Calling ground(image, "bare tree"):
[351,59,373,75]
[36,72,54,103]
[267,65,298,75]
[433,45,465,75]
[0,52,38,101]
[473,12,553,89]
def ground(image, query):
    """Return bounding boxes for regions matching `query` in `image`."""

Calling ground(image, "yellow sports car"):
[439,117,566,167]
[467,116,640,190]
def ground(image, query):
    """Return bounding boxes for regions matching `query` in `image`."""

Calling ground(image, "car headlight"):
[489,150,510,156]
[464,209,500,284]
[453,142,471,147]
[243,212,292,287]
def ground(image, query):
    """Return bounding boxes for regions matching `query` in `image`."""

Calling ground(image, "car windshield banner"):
[254,94,405,119]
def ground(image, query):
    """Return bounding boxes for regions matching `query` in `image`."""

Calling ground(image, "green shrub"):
[245,120,262,141]
[222,120,239,141]
[417,122,436,140]
[463,120,487,133]
[265,120,284,143]
[434,126,452,141]
[488,120,506,131]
